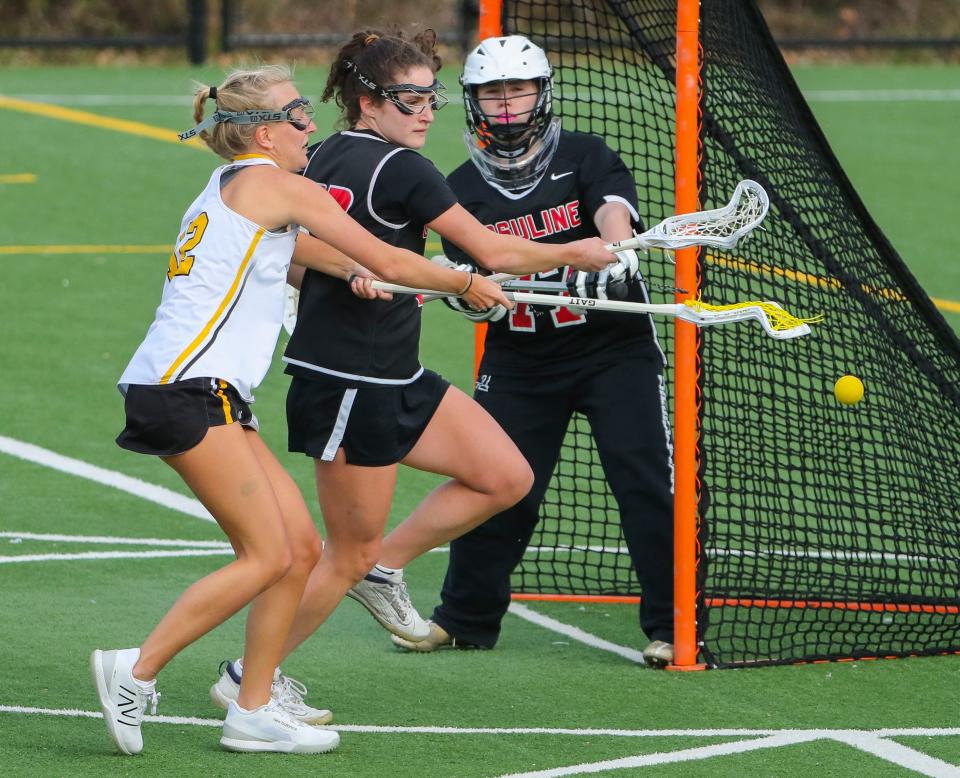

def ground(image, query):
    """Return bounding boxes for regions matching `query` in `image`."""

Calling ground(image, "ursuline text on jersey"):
[485,199,581,240]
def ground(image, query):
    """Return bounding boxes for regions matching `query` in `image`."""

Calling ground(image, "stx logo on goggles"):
[485,199,581,240]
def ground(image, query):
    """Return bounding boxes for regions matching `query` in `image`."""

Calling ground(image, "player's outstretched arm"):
[428,203,614,275]
[283,174,511,310]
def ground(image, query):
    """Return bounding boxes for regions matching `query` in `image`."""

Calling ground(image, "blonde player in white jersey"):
[91,64,510,758]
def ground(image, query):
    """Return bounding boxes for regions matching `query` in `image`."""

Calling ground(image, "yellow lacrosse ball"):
[834,375,864,405]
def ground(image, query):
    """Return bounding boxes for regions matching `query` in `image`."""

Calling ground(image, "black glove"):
[567,248,639,301]
[567,268,629,300]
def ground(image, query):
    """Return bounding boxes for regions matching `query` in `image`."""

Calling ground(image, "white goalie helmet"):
[461,35,561,189]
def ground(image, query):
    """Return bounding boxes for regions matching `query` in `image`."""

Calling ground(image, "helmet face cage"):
[463,76,553,157]
[460,36,558,188]
[464,116,561,190]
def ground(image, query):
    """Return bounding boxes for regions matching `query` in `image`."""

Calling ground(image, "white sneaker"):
[346,570,430,641]
[220,699,340,754]
[90,647,160,755]
[210,659,332,725]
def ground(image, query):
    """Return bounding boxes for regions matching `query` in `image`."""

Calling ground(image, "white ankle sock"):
[373,564,403,582]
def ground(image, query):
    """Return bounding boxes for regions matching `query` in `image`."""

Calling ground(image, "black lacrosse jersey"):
[284,129,457,384]
[443,130,659,372]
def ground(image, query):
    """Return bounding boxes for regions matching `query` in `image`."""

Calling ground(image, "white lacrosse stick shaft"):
[371,283,810,340]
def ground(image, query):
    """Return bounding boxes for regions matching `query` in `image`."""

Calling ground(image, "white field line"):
[507,602,646,664]
[0,436,945,567]
[497,732,824,777]
[830,732,960,778]
[10,89,960,108]
[0,531,232,565]
[4,706,956,777]
[3,706,959,739]
[709,548,957,564]
[0,435,213,522]
[523,544,956,565]
[0,549,232,564]
[0,531,229,547]
[804,89,960,102]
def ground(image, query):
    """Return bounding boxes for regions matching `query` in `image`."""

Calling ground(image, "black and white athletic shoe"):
[347,567,430,641]
[90,647,159,755]
[210,658,333,726]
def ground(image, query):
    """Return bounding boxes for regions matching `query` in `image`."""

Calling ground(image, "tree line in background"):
[0,0,957,60]
[757,0,960,39]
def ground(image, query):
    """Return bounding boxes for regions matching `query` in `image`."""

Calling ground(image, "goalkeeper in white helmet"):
[392,35,675,668]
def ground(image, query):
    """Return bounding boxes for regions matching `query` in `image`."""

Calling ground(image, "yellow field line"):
[0,173,36,184]
[931,297,960,314]
[1,244,957,314]
[706,252,960,315]
[0,94,205,150]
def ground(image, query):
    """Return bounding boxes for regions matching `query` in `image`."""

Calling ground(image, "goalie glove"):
[439,260,507,322]
[430,254,461,270]
[568,247,640,302]
[608,248,640,283]
[568,266,630,301]
[444,295,507,322]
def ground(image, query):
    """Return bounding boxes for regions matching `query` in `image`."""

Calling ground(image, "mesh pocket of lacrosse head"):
[668,181,768,239]
[684,297,824,332]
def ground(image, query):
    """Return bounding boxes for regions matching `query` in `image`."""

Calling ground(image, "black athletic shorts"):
[116,377,257,457]
[286,369,449,467]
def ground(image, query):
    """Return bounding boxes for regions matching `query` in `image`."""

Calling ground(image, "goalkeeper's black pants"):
[432,352,675,648]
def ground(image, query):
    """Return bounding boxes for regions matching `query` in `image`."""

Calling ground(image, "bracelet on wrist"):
[458,271,473,296]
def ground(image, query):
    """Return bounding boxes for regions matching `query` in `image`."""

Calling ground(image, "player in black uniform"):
[213,29,623,700]
[391,35,676,667]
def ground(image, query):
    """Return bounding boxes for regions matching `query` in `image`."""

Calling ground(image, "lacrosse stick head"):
[680,297,822,340]
[643,180,770,251]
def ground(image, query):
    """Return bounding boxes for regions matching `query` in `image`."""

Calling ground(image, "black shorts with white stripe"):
[286,369,449,466]
[116,377,256,457]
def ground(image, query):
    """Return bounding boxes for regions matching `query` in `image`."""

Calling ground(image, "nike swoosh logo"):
[550,171,574,180]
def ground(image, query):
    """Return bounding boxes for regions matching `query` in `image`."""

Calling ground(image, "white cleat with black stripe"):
[90,647,160,755]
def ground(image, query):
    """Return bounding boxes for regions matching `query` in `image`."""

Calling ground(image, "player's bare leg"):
[94,423,338,755]
[279,453,397,657]
[381,385,533,567]
[237,429,322,709]
[133,423,296,707]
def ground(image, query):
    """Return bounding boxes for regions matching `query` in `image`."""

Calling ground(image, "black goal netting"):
[502,0,960,667]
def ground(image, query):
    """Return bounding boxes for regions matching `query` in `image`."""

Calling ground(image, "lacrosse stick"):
[371,283,818,340]
[496,279,688,295]
[421,179,770,301]
[608,178,769,252]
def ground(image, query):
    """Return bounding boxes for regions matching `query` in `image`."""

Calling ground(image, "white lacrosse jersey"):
[119,155,298,402]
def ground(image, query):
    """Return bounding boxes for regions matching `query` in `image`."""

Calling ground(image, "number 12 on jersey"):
[167,211,209,281]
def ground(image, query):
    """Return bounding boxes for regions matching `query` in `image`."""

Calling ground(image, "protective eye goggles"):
[344,60,448,115]
[178,97,315,141]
